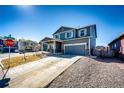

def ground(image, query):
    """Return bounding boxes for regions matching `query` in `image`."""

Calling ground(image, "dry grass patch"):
[2,54,42,69]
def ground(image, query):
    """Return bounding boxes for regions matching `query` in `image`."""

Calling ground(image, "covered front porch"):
[42,38,62,54]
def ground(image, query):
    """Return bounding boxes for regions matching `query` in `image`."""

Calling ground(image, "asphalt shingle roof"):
[42,37,55,42]
[108,32,124,45]
[53,26,74,35]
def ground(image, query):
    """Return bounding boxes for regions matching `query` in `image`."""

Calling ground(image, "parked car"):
[15,49,19,53]
[19,50,25,54]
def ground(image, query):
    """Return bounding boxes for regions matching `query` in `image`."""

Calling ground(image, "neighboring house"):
[108,32,124,60]
[0,35,18,53]
[41,24,97,55]
[18,39,40,52]
[0,36,4,53]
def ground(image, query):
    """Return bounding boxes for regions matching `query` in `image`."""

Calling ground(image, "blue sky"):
[0,5,124,46]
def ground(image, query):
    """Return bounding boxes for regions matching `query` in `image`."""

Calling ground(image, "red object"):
[4,39,14,47]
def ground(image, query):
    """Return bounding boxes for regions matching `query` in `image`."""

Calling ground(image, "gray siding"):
[87,27,91,36]
[53,25,96,40]
[90,26,96,38]
[63,38,89,44]
[90,38,96,49]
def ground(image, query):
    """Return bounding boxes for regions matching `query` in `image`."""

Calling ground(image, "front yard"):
[2,55,81,88]
[1,55,124,88]
[1,53,43,69]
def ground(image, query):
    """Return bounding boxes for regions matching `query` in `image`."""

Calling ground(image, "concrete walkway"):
[3,55,81,88]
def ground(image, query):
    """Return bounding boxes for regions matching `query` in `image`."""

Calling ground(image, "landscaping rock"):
[48,57,124,88]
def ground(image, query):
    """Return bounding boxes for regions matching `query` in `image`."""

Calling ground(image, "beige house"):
[18,39,41,52]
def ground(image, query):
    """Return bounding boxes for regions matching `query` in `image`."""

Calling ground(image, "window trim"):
[114,43,117,49]
[78,29,87,37]
[54,34,60,39]
[65,31,73,39]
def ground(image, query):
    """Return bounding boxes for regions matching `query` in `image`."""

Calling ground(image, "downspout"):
[89,26,92,56]
[53,40,56,54]
[89,37,91,56]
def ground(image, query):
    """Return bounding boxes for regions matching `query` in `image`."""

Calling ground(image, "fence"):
[93,48,114,57]
[93,48,124,61]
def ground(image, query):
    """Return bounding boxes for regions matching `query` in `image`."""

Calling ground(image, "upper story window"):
[54,35,59,39]
[114,43,117,49]
[111,43,116,49]
[66,31,73,38]
[79,29,87,37]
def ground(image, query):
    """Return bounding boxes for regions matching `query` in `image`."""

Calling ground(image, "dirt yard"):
[48,57,124,88]
[1,54,42,69]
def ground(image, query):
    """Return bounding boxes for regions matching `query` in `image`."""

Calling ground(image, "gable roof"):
[52,24,97,38]
[108,32,124,45]
[53,26,74,35]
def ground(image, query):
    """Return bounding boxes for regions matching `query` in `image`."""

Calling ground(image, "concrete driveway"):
[0,55,81,88]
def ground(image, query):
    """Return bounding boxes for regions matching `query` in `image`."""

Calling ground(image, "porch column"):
[41,42,43,51]
[53,40,56,54]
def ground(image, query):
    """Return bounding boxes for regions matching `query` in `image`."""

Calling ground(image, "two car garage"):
[64,43,87,55]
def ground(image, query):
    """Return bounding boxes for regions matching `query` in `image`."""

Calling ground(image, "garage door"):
[64,44,86,55]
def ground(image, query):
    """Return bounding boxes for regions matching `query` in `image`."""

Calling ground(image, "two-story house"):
[41,24,97,55]
[108,32,124,60]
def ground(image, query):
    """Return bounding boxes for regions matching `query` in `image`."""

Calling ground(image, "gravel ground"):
[48,57,124,88]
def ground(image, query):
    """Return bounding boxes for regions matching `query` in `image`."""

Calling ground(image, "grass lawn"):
[1,54,42,69]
